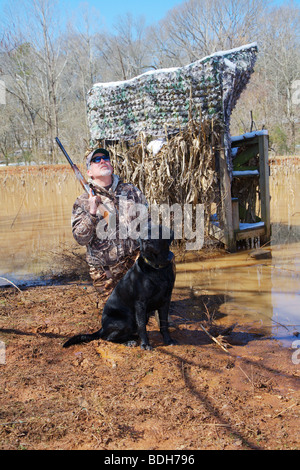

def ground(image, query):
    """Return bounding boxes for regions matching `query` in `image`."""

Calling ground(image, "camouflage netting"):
[87,42,258,173]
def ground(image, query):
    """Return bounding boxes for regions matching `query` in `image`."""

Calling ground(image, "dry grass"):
[39,243,90,283]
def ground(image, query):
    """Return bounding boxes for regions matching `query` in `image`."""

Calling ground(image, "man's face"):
[87,153,113,179]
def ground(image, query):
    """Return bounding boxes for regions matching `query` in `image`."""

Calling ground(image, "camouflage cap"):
[86,148,110,168]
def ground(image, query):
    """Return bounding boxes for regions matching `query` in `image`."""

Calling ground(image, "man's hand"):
[88,188,109,221]
[88,188,102,215]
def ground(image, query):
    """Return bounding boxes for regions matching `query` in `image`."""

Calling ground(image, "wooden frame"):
[209,131,271,252]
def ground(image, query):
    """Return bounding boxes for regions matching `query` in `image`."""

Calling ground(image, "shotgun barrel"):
[55,137,114,220]
[55,137,94,195]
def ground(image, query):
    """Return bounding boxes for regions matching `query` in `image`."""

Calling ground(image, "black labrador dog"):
[63,234,176,350]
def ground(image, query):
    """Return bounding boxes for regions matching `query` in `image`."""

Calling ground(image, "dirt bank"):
[0,280,299,451]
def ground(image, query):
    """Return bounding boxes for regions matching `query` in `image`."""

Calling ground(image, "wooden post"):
[218,133,236,252]
[258,134,271,244]
[232,198,240,231]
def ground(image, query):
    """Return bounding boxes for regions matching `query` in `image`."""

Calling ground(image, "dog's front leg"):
[135,301,152,350]
[158,302,177,346]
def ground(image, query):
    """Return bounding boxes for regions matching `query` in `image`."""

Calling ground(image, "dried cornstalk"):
[97,120,221,247]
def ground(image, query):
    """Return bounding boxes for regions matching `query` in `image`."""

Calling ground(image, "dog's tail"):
[63,329,103,348]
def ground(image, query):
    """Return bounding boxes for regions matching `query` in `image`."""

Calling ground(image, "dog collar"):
[142,251,174,270]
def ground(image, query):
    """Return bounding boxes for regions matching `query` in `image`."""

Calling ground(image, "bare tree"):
[1,43,41,157]
[95,13,153,81]
[258,1,300,152]
[232,1,300,153]
[154,0,268,64]
[61,9,103,153]
[0,0,67,162]
[30,0,68,161]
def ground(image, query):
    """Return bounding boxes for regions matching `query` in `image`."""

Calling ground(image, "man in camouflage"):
[72,147,148,296]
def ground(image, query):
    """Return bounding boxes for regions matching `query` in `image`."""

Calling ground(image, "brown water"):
[0,165,83,284]
[0,163,299,345]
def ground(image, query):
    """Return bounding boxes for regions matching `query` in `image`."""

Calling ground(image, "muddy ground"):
[0,278,299,451]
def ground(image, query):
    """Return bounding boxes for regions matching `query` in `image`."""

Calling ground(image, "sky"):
[1,0,299,34]
[0,0,184,32]
[0,0,300,36]
[71,0,184,28]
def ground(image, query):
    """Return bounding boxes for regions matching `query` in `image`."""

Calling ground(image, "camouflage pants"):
[89,252,139,298]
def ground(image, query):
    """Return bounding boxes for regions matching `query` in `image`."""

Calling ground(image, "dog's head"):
[139,225,174,269]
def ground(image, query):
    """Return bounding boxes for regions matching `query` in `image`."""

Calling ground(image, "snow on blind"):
[87,43,258,146]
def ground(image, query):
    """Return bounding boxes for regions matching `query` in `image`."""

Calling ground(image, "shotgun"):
[55,137,94,195]
[55,137,114,219]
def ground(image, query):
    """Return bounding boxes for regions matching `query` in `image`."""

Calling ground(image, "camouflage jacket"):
[72,174,148,269]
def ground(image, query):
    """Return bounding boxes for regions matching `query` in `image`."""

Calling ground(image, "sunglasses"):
[91,155,110,163]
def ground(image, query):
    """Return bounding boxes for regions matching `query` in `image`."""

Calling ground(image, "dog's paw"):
[124,340,138,348]
[140,343,153,351]
[165,338,178,346]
